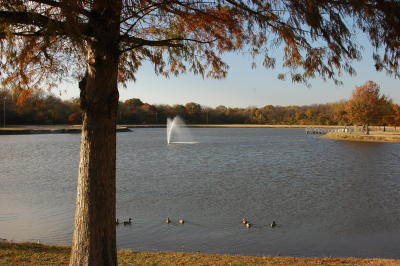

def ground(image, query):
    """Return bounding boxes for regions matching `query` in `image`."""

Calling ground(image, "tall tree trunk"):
[70,2,121,265]
[69,73,119,265]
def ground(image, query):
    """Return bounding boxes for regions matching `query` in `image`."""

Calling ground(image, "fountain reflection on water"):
[1,129,400,257]
[166,116,198,144]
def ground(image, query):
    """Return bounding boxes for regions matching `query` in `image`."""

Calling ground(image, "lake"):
[1,128,399,258]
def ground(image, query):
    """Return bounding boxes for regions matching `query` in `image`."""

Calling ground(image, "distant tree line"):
[0,90,81,125]
[1,81,399,127]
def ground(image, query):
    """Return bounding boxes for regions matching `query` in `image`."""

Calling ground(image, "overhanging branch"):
[29,0,92,17]
[0,10,64,28]
[0,11,90,37]
[119,35,217,53]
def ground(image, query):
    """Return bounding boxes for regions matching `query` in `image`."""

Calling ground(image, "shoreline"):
[1,124,397,135]
[1,242,399,266]
[1,125,399,139]
[0,125,130,135]
[125,124,396,130]
[321,132,400,143]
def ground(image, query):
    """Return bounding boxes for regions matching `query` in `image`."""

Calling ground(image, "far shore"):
[1,241,399,266]
[321,131,400,143]
[0,125,130,135]
[1,124,398,135]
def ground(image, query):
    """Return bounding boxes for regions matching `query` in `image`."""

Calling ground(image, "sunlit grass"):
[322,131,400,142]
[1,242,399,265]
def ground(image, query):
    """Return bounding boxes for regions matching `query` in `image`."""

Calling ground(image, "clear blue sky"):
[57,42,399,108]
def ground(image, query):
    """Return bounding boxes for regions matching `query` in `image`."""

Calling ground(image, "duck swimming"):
[270,221,276,228]
[179,219,185,224]
[124,218,132,225]
[165,217,171,224]
[115,219,119,225]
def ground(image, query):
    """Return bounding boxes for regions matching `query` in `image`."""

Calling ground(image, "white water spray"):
[166,116,197,144]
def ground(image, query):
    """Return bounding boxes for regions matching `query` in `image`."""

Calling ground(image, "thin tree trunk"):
[70,2,121,264]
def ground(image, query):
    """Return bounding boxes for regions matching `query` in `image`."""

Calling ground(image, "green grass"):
[1,242,399,265]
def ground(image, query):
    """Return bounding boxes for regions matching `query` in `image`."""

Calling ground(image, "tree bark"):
[70,2,121,265]
[69,75,119,265]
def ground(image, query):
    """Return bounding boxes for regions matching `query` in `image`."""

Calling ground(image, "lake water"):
[1,128,400,258]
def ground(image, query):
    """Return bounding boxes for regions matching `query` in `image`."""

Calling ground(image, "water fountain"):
[166,116,197,144]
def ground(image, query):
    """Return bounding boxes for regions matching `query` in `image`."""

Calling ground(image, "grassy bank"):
[1,242,399,266]
[322,131,400,143]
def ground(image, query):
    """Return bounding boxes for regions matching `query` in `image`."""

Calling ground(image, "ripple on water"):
[1,128,400,258]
